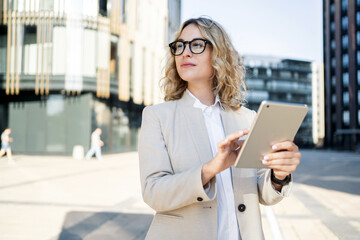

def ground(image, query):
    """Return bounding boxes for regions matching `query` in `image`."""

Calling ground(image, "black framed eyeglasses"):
[169,38,211,56]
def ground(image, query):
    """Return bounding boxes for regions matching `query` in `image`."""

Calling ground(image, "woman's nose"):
[182,43,192,56]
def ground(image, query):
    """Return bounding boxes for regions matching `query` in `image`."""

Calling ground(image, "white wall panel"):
[52,26,66,75]
[82,29,96,77]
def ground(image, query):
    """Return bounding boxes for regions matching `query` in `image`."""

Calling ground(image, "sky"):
[181,0,323,63]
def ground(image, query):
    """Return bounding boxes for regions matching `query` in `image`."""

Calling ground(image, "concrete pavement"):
[0,150,359,240]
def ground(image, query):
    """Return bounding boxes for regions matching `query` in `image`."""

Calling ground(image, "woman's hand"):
[262,140,301,190]
[201,129,248,185]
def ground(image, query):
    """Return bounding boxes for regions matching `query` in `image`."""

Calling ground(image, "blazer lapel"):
[178,91,213,164]
[220,109,237,136]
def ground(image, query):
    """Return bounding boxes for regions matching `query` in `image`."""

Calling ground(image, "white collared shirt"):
[186,89,240,240]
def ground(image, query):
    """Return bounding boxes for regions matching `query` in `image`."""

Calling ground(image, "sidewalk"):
[0,150,359,240]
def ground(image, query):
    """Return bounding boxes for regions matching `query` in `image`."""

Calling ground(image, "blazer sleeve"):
[138,106,216,212]
[257,168,292,205]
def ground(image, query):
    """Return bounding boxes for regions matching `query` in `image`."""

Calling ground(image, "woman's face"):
[175,24,214,87]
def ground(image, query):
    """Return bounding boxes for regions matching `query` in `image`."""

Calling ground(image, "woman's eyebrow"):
[176,38,198,42]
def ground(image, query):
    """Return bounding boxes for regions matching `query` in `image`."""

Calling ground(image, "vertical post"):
[40,12,45,95]
[35,14,40,95]
[23,0,26,23]
[4,0,7,24]
[16,11,20,95]
[6,10,12,95]
[46,14,51,95]
[11,11,16,95]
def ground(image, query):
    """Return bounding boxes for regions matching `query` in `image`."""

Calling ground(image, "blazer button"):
[238,204,246,212]
[197,197,203,202]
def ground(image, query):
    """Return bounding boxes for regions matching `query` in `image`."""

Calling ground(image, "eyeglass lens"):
[171,39,207,56]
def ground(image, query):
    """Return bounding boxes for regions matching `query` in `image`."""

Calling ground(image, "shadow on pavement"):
[294,150,360,195]
[57,211,153,240]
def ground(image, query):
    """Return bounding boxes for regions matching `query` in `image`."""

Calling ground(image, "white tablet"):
[234,101,308,168]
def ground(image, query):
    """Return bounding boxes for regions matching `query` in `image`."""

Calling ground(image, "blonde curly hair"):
[161,17,247,110]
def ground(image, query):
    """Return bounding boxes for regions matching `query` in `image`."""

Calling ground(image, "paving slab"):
[0,150,359,240]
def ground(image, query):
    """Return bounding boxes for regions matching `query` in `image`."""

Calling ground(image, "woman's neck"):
[188,84,215,106]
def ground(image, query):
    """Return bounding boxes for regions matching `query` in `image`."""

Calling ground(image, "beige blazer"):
[139,91,292,240]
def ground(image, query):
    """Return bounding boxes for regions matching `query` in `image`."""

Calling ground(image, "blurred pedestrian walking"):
[0,128,14,164]
[85,128,104,161]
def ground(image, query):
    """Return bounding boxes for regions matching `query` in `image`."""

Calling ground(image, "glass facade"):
[324,0,360,150]
[0,0,181,154]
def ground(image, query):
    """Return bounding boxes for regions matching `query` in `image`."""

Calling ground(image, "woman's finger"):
[225,130,249,143]
[271,141,299,152]
[263,151,301,162]
[218,130,249,149]
[262,157,300,168]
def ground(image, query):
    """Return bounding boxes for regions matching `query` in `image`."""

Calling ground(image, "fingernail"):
[264,155,270,161]
[224,138,229,143]
[239,130,244,135]
[262,160,268,164]
[272,145,278,150]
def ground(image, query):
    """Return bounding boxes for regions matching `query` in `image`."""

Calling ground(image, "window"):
[358,90,360,104]
[129,41,134,98]
[331,39,336,50]
[253,68,258,76]
[110,40,118,79]
[343,54,349,68]
[266,68,272,77]
[358,70,360,85]
[357,12,360,25]
[99,0,107,17]
[331,22,335,32]
[332,94,336,104]
[343,91,349,106]
[246,91,269,103]
[332,76,336,87]
[331,58,336,68]
[358,32,360,46]
[358,51,360,65]
[343,72,349,87]
[342,0,348,11]
[267,80,299,91]
[122,0,127,23]
[247,79,264,89]
[279,71,291,78]
[22,26,37,75]
[342,16,348,30]
[343,111,350,126]
[342,35,348,49]
[331,4,335,14]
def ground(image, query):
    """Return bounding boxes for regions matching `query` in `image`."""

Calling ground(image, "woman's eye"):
[192,42,203,48]
[176,43,184,49]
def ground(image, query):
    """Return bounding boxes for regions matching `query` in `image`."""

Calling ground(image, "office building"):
[243,55,313,146]
[323,0,360,150]
[0,0,181,154]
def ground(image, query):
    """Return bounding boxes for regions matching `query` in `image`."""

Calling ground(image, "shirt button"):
[197,197,203,202]
[238,204,246,212]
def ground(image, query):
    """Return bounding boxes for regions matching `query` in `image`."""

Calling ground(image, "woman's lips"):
[181,63,196,67]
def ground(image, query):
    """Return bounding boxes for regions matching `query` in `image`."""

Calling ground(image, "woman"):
[139,17,301,240]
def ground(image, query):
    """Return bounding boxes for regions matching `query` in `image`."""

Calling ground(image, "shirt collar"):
[186,89,224,111]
